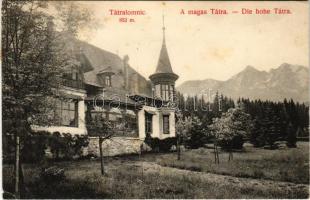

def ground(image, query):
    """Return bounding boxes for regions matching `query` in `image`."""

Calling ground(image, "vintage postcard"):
[1,0,309,199]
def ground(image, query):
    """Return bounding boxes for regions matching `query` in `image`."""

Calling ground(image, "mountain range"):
[177,63,309,103]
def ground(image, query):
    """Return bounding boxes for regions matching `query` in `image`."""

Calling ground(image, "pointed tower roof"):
[150,15,178,82]
[156,18,174,73]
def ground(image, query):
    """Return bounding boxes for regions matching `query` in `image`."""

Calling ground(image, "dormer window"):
[97,67,115,87]
[105,75,112,87]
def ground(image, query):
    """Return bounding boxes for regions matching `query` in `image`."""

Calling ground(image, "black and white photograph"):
[1,1,309,199]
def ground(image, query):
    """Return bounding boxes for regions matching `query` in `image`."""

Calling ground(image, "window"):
[63,67,81,81]
[125,115,137,130]
[163,115,170,134]
[154,84,175,101]
[61,67,84,89]
[155,84,161,98]
[170,85,174,101]
[105,75,111,87]
[161,84,170,101]
[145,112,153,136]
[89,109,138,137]
[55,99,78,127]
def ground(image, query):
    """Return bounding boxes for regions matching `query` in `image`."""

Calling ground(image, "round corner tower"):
[149,16,179,102]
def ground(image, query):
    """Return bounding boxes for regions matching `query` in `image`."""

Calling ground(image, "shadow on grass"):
[4,177,109,199]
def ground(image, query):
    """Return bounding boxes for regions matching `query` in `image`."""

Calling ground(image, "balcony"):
[59,78,85,90]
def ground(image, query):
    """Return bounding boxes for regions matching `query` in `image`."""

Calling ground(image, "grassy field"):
[2,142,309,199]
[156,142,309,184]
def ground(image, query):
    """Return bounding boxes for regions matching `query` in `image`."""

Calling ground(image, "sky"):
[74,1,308,86]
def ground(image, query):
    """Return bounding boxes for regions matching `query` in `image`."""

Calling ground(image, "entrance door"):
[145,112,153,137]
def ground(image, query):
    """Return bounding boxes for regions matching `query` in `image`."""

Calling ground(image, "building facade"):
[33,21,178,156]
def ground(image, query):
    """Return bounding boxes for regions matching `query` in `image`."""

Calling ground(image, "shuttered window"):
[163,115,170,134]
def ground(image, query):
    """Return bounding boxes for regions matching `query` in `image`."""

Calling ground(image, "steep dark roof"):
[155,37,174,74]
[149,34,179,82]
[78,53,93,73]
[60,34,152,97]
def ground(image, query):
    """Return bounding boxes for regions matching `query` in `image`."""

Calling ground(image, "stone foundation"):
[87,137,151,157]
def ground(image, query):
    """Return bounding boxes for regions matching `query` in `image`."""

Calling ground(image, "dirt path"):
[128,161,308,196]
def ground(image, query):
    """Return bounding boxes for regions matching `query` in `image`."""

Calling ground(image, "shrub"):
[49,132,89,159]
[21,131,50,163]
[49,132,63,159]
[145,137,176,152]
[218,135,244,150]
[3,131,89,163]
[40,166,65,183]
[73,135,89,156]
[2,130,51,163]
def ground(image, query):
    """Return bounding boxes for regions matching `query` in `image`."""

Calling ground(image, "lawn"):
[156,142,309,184]
[2,142,309,199]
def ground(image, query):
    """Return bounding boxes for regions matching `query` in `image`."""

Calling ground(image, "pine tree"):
[184,117,207,149]
[286,122,297,148]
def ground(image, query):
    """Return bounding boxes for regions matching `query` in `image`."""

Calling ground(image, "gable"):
[61,34,152,97]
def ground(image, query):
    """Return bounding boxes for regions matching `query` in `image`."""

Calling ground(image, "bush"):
[22,131,50,163]
[3,131,51,163]
[40,166,65,183]
[145,137,176,152]
[218,135,244,150]
[49,132,89,160]
[3,131,89,163]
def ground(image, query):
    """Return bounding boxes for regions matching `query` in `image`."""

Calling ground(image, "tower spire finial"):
[162,13,166,43]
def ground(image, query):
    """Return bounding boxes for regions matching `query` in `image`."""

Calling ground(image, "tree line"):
[239,98,309,148]
[175,92,309,149]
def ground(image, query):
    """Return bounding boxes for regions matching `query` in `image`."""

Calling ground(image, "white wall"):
[32,87,176,139]
[138,106,176,140]
[138,108,146,139]
[138,106,159,139]
[158,110,176,140]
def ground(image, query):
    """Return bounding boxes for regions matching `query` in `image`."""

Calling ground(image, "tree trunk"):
[99,137,104,175]
[139,143,143,160]
[177,135,181,160]
[15,136,20,199]
[213,142,216,163]
[19,158,25,198]
[228,148,231,162]
[214,141,219,164]
[228,144,233,162]
[216,144,220,164]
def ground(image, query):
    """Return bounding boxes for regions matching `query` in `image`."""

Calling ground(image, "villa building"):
[34,21,179,156]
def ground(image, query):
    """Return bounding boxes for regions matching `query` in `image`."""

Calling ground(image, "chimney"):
[134,73,139,94]
[123,55,129,91]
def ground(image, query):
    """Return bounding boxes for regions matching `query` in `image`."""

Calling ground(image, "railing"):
[59,78,84,90]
